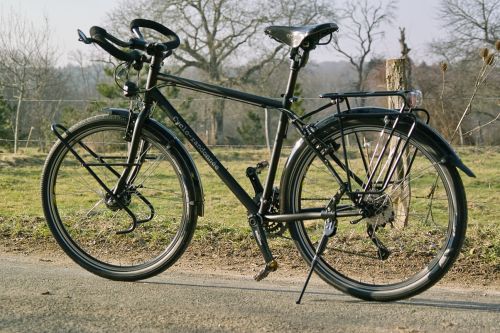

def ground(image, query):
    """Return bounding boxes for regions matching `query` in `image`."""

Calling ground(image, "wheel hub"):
[362,194,395,227]
[105,191,132,211]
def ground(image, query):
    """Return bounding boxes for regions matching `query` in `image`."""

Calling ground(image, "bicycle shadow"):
[140,279,500,313]
[394,297,500,312]
[339,296,500,313]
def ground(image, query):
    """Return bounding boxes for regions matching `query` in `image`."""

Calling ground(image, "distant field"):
[0,145,498,283]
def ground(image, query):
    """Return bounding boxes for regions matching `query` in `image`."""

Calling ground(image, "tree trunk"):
[209,108,217,145]
[386,58,410,228]
[215,110,224,145]
[209,98,225,145]
[356,72,366,106]
[14,85,25,154]
[264,108,271,155]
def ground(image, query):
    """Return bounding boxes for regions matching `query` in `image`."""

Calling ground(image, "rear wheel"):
[284,118,467,301]
[41,115,197,280]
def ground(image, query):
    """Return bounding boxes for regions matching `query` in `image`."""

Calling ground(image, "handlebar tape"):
[90,26,141,62]
[129,19,180,50]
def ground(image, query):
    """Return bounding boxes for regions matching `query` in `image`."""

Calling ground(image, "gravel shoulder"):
[1,238,498,292]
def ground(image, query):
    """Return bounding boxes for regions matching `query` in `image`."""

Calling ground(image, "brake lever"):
[131,26,144,40]
[77,29,93,44]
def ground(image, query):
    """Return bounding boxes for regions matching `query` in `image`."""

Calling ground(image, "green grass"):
[455,146,500,265]
[0,145,498,273]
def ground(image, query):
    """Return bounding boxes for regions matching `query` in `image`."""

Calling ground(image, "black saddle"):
[265,23,339,49]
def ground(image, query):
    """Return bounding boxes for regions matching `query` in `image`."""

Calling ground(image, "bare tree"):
[332,0,397,97]
[425,1,499,144]
[432,0,499,60]
[0,10,59,153]
[440,0,499,46]
[108,0,335,144]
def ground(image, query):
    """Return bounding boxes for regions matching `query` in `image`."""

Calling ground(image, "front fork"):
[50,106,155,235]
[113,105,152,196]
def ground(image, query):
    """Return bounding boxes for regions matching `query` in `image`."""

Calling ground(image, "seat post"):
[282,48,303,109]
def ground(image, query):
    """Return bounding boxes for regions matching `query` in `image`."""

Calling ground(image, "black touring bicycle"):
[41,19,474,302]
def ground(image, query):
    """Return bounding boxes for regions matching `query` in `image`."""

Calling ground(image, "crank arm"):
[249,214,277,281]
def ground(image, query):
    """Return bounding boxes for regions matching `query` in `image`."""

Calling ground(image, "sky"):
[0,0,443,65]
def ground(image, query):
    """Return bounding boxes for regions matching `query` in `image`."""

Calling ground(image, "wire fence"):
[1,95,498,152]
[2,96,499,103]
[0,138,277,151]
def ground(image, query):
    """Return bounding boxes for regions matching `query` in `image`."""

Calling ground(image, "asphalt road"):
[0,253,498,333]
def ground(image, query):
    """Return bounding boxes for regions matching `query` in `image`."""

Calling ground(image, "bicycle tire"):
[282,117,467,301]
[41,114,198,281]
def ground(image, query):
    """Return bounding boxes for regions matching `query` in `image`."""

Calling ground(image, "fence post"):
[386,58,410,228]
[25,126,34,149]
[386,58,408,107]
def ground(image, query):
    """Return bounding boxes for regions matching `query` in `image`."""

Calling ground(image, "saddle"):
[265,23,339,49]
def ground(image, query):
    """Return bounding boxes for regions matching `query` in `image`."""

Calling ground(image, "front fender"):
[103,108,205,216]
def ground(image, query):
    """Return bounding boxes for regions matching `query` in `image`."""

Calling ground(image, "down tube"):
[151,88,259,213]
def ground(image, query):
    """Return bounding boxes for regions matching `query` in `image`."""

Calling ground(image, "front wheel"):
[283,118,467,301]
[41,114,198,281]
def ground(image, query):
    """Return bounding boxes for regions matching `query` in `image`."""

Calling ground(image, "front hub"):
[105,191,132,211]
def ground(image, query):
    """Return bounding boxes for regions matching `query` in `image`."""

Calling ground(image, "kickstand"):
[296,218,337,304]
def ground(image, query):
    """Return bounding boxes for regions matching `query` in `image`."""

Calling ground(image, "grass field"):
[0,145,498,283]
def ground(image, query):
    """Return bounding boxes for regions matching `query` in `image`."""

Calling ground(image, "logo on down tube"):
[173,116,220,171]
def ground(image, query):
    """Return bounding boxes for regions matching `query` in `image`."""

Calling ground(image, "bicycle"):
[40,19,474,303]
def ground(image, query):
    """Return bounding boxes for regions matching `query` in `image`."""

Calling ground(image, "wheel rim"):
[290,124,462,293]
[46,122,189,272]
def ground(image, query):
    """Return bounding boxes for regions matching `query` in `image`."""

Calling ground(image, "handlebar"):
[86,19,180,63]
[129,19,180,50]
[89,26,141,62]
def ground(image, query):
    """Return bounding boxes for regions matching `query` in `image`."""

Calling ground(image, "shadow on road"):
[140,279,500,313]
[395,297,500,313]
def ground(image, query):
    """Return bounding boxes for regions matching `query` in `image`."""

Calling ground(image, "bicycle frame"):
[105,49,423,225]
[139,81,370,222]
[50,47,432,274]
[110,50,320,219]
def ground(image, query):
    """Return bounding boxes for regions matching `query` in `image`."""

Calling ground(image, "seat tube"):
[258,49,302,215]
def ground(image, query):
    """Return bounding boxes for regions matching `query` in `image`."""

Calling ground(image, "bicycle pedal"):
[255,160,269,173]
[253,260,278,281]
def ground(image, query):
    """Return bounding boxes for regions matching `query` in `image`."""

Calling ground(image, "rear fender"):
[286,107,475,178]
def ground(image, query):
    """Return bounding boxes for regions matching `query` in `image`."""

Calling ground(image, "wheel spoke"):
[287,121,466,301]
[41,116,196,280]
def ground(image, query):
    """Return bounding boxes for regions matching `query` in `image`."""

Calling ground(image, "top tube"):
[157,73,283,109]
